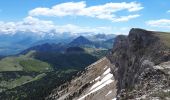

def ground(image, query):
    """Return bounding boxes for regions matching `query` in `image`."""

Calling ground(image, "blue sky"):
[0,0,170,35]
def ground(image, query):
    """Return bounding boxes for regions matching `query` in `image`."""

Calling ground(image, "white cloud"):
[55,24,111,35]
[146,19,170,28]
[0,16,55,35]
[167,10,170,13]
[0,16,129,35]
[29,1,143,22]
[112,14,140,22]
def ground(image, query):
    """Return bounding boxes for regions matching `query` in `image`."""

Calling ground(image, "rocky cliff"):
[46,28,170,100]
[108,28,170,100]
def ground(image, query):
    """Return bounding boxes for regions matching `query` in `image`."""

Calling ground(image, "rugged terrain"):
[46,28,170,100]
[0,33,115,56]
[46,57,117,100]
[109,28,170,99]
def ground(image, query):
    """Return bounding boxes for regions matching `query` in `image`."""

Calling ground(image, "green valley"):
[0,45,107,99]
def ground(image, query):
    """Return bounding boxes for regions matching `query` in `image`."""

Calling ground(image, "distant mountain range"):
[69,36,115,49]
[87,33,116,41]
[69,36,94,47]
[20,43,67,54]
[0,32,116,56]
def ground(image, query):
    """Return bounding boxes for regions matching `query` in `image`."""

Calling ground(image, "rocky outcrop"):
[108,28,170,99]
[46,57,117,100]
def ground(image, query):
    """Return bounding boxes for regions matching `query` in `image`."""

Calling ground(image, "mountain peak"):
[69,36,93,46]
[75,36,90,41]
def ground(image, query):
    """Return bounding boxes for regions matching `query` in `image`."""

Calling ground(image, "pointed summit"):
[69,36,93,46]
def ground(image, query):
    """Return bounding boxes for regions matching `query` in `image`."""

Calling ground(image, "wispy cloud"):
[167,10,170,13]
[29,1,143,22]
[0,16,55,34]
[146,19,170,28]
[0,16,128,35]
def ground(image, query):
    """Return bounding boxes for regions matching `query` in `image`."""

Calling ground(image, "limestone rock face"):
[108,28,170,99]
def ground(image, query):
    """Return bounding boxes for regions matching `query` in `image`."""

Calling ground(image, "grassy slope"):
[0,51,52,92]
[20,59,51,72]
[155,32,170,48]
[0,57,23,72]
[0,51,52,72]
[83,47,108,58]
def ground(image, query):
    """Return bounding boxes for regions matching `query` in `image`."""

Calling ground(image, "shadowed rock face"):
[108,28,170,99]
[128,28,159,52]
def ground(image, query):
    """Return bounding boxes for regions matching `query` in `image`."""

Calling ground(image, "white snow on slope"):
[103,68,111,75]
[90,73,113,91]
[95,76,100,81]
[90,76,113,93]
[104,65,108,70]
[78,68,114,100]
[105,90,112,96]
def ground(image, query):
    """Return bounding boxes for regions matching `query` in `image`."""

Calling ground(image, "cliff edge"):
[108,28,170,99]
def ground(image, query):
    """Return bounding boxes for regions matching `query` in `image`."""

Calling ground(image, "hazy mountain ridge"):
[20,43,67,54]
[69,36,115,49]
[20,35,114,56]
[0,32,115,56]
[69,36,93,47]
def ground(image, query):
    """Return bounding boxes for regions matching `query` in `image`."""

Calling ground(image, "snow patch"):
[112,98,117,100]
[104,65,108,70]
[78,68,114,100]
[153,65,164,70]
[105,90,112,96]
[90,80,94,84]
[95,76,100,81]
[90,78,113,93]
[90,73,113,91]
[103,68,111,75]
[78,78,113,100]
